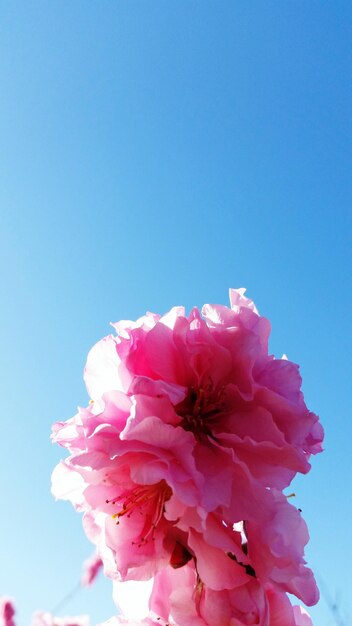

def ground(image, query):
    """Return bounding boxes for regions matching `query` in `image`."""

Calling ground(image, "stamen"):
[176,382,222,437]
[105,481,172,542]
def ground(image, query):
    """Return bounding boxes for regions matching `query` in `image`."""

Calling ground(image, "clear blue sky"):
[0,2,351,625]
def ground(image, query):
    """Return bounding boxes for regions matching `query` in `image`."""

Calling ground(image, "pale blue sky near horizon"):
[0,2,351,625]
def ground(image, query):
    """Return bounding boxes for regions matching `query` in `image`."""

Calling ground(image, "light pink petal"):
[51,462,87,509]
[81,551,103,587]
[292,606,313,626]
[112,579,153,618]
[229,288,259,314]
[84,335,123,400]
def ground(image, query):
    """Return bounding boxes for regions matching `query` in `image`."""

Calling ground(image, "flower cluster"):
[52,289,323,625]
[0,598,88,626]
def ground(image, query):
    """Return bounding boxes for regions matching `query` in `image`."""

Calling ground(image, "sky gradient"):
[1,2,351,625]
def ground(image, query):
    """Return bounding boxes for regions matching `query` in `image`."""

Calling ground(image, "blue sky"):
[0,2,351,625]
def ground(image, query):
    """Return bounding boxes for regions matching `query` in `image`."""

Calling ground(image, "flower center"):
[175,384,222,437]
[105,480,172,545]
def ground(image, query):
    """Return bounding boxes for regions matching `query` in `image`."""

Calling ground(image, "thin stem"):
[317,573,346,626]
[50,581,81,615]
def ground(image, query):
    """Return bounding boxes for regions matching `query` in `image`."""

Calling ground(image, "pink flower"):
[31,612,89,626]
[52,289,322,605]
[82,289,323,503]
[0,598,15,626]
[52,393,204,580]
[149,562,268,626]
[146,563,311,626]
[81,551,103,587]
[222,471,318,604]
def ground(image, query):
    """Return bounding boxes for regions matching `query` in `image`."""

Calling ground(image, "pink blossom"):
[147,563,311,626]
[52,396,204,580]
[53,434,316,601]
[31,612,89,626]
[0,598,15,626]
[53,444,249,587]
[81,551,103,587]
[52,289,322,605]
[107,554,314,625]
[84,291,322,488]
[149,562,268,626]
[222,469,318,604]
